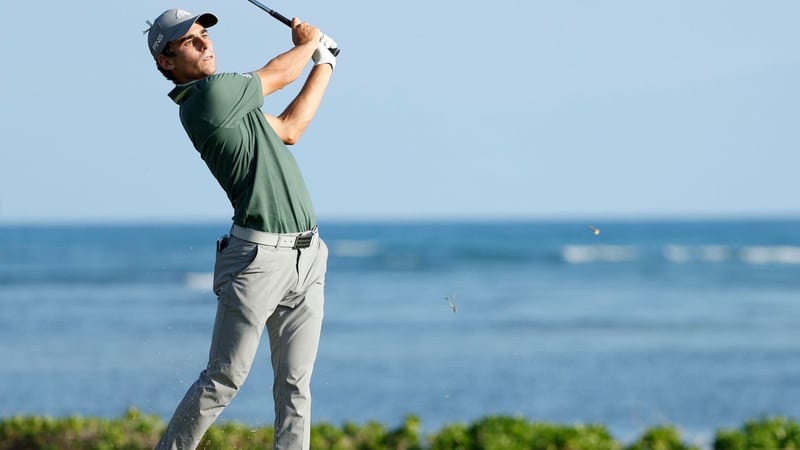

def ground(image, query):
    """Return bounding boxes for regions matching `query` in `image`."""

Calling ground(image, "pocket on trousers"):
[298,238,329,292]
[213,238,260,296]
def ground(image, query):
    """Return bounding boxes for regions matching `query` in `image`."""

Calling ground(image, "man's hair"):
[156,43,177,82]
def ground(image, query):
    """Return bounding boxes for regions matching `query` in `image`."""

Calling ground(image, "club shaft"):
[246,0,292,27]
[245,0,340,56]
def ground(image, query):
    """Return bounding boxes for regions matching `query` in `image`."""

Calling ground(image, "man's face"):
[158,22,216,83]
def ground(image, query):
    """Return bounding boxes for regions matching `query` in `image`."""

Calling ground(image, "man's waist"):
[230,224,317,249]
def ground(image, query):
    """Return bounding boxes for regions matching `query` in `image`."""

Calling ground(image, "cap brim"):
[196,13,218,28]
[164,12,218,44]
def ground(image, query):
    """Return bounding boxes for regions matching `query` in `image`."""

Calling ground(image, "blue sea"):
[2,219,800,446]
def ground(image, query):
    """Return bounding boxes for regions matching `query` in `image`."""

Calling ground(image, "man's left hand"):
[319,33,337,50]
[312,41,336,70]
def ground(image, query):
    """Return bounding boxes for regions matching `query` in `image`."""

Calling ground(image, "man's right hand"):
[291,17,320,47]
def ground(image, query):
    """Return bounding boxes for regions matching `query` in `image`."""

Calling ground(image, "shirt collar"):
[168,79,200,105]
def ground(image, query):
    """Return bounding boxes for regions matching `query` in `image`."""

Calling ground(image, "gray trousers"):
[156,232,328,450]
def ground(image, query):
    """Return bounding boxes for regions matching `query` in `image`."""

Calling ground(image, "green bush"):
[1,409,798,450]
[197,420,274,450]
[714,416,800,450]
[625,425,699,450]
[429,422,471,450]
[0,408,164,450]
[427,415,620,450]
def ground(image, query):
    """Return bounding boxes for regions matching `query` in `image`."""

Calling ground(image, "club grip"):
[275,12,341,56]
[270,10,292,27]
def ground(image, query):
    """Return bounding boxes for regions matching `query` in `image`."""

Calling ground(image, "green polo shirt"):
[169,72,316,233]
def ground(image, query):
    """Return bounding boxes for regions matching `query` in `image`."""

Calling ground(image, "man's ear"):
[156,54,174,71]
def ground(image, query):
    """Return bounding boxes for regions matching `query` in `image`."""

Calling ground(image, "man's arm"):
[265,62,332,145]
[255,18,319,96]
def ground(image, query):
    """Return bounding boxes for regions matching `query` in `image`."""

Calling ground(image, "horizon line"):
[2,212,800,227]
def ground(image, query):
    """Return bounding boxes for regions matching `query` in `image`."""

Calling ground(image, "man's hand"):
[312,41,336,70]
[291,17,320,47]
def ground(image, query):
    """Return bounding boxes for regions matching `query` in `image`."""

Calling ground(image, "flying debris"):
[444,291,457,313]
[588,225,600,236]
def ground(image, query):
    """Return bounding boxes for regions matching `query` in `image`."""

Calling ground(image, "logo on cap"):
[152,33,164,52]
[175,9,192,20]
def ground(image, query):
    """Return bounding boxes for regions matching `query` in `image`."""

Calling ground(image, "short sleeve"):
[195,72,264,128]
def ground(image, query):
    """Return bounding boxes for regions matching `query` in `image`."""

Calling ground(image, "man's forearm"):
[268,64,332,145]
[256,40,317,96]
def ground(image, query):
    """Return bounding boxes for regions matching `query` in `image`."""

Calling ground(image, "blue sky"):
[2,1,799,223]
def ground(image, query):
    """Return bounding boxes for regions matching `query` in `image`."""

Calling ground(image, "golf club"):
[245,0,340,56]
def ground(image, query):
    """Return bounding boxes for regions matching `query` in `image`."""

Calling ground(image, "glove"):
[312,41,336,70]
[319,33,337,50]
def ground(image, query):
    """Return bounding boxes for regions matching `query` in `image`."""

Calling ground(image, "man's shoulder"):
[178,71,263,127]
[176,72,252,101]
[191,72,258,99]
[203,72,255,85]
[212,71,254,79]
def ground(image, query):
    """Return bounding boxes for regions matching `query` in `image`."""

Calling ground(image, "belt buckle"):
[293,230,314,249]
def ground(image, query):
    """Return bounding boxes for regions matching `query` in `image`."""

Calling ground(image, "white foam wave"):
[700,245,731,262]
[330,240,380,258]
[663,245,800,265]
[185,272,213,291]
[564,243,800,266]
[741,246,800,265]
[663,245,691,263]
[561,245,638,264]
[663,245,732,263]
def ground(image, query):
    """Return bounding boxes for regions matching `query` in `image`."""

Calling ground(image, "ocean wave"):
[740,246,800,265]
[663,245,733,263]
[562,244,800,266]
[184,272,213,291]
[329,240,381,258]
[561,245,639,264]
[664,245,800,265]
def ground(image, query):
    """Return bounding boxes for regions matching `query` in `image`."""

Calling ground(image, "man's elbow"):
[282,126,306,145]
[283,134,300,145]
[279,120,311,146]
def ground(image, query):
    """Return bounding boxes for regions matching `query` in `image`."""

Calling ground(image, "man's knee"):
[201,363,248,402]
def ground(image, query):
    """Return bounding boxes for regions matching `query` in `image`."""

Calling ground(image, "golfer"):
[145,8,335,450]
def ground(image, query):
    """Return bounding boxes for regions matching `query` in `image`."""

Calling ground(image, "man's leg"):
[157,238,296,450]
[156,298,266,450]
[268,239,327,450]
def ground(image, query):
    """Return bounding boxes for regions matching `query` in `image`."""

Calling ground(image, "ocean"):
[1,219,799,445]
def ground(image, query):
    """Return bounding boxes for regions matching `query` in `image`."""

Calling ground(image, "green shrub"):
[427,415,620,450]
[625,425,699,450]
[0,408,164,450]
[429,422,471,450]
[311,421,349,449]
[383,415,423,450]
[199,421,262,450]
[1,410,799,450]
[469,415,535,450]
[714,416,800,450]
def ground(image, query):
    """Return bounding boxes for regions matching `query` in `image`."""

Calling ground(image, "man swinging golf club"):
[145,7,336,450]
